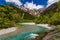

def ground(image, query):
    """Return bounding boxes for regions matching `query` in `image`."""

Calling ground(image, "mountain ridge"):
[0,2,57,17]
[18,2,57,16]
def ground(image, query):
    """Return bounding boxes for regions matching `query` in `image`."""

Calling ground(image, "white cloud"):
[24,2,44,10]
[5,0,22,6]
[47,0,59,7]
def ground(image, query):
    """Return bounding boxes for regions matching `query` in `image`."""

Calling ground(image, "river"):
[0,23,50,40]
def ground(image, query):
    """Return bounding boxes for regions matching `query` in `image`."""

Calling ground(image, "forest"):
[0,4,35,29]
[0,1,60,29]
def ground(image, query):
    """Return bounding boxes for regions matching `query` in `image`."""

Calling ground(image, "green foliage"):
[0,1,60,29]
[34,1,60,25]
[22,20,33,22]
[23,12,35,20]
[57,0,60,10]
[57,25,60,30]
[0,5,35,29]
[35,11,60,25]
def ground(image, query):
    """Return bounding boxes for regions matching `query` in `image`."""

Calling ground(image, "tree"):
[57,0,60,10]
[0,4,35,29]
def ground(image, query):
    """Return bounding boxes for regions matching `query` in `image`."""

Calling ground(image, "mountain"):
[34,2,59,24]
[42,2,57,14]
[0,4,35,28]
[18,2,57,17]
[32,2,57,16]
[0,4,35,20]
[5,2,57,17]
[19,7,45,16]
[27,8,45,16]
[0,2,57,17]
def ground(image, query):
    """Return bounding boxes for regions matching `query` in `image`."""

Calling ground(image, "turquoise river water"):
[0,24,49,40]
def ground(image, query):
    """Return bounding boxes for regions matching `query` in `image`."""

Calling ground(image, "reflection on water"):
[0,24,49,40]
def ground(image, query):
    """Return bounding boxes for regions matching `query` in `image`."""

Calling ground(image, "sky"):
[0,0,59,9]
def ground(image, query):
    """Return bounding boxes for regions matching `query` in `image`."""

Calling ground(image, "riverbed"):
[0,23,50,40]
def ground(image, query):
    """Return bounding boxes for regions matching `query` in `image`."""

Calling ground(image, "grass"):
[57,25,60,30]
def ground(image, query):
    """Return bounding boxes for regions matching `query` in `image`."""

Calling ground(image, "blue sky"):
[0,0,6,4]
[20,0,48,6]
[0,0,59,9]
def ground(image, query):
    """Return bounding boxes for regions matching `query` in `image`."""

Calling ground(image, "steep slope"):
[34,2,60,25]
[20,2,57,16]
[0,4,35,28]
[41,2,57,15]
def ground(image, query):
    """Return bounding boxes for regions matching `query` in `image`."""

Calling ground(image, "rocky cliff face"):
[23,2,57,16]
[43,2,57,13]
[16,2,57,17]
